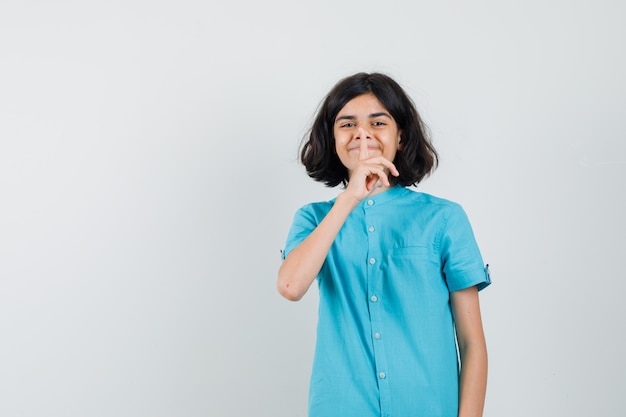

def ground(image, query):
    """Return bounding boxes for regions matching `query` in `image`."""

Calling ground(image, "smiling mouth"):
[350,147,380,152]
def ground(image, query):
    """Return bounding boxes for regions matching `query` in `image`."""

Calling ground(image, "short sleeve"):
[438,204,491,292]
[281,204,319,260]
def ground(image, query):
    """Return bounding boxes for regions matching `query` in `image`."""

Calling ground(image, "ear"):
[398,134,403,150]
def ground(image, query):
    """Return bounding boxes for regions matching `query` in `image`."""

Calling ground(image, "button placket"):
[364,196,390,407]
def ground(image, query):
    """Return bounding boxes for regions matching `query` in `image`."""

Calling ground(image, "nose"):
[358,128,371,159]
[356,127,371,140]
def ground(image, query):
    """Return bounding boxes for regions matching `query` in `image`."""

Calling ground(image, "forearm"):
[458,342,488,417]
[450,287,488,417]
[277,192,359,301]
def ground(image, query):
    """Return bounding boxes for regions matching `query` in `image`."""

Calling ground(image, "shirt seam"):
[434,204,452,258]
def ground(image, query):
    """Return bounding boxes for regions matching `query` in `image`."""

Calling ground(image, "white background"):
[1,1,624,416]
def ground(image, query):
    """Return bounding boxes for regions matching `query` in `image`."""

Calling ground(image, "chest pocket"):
[388,245,439,270]
[386,245,446,293]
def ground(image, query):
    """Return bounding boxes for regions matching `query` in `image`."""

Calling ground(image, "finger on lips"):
[358,131,370,161]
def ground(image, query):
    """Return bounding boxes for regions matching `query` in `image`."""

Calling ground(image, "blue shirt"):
[283,185,491,417]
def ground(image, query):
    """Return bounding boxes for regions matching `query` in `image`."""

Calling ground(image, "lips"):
[349,147,380,152]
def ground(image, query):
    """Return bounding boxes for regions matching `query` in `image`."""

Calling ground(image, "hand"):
[343,139,399,203]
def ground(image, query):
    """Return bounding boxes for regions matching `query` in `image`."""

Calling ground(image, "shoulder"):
[393,188,474,236]
[293,199,335,222]
[398,187,464,212]
[298,198,334,213]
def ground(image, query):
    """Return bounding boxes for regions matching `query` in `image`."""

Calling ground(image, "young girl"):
[278,72,490,417]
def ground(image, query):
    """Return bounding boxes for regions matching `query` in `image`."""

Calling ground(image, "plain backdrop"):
[1,1,625,416]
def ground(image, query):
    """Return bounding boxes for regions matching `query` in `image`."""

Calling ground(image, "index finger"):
[359,130,369,161]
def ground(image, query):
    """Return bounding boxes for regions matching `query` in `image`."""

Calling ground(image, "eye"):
[340,122,356,128]
[372,121,386,126]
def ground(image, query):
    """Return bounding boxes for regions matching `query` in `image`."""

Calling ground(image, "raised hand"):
[342,128,399,203]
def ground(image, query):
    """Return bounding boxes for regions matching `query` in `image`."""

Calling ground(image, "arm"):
[450,286,488,417]
[277,192,359,301]
[277,144,399,301]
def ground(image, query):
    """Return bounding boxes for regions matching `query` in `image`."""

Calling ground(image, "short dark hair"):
[300,72,438,187]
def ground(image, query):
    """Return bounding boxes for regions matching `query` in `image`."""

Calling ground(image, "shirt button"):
[374,332,381,340]
[369,258,376,265]
[379,372,386,379]
[370,295,378,302]
[368,225,375,232]
[367,199,374,206]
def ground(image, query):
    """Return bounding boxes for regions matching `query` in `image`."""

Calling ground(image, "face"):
[333,93,401,175]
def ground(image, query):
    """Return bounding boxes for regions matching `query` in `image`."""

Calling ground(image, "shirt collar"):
[359,184,408,207]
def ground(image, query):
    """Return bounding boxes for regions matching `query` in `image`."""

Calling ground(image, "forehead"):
[336,93,389,117]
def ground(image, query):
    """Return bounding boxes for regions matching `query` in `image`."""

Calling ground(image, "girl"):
[278,72,490,417]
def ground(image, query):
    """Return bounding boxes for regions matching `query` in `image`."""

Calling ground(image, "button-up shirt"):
[283,186,490,417]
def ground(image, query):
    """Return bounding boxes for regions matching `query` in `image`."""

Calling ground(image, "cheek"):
[334,135,348,153]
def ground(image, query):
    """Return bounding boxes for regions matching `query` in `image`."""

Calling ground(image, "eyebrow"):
[335,112,392,123]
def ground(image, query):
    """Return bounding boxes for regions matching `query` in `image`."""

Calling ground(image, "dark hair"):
[300,72,438,187]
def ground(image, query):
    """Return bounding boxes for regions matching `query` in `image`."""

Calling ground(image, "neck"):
[367,181,393,197]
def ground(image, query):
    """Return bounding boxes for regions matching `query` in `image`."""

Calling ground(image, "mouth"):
[349,147,380,152]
